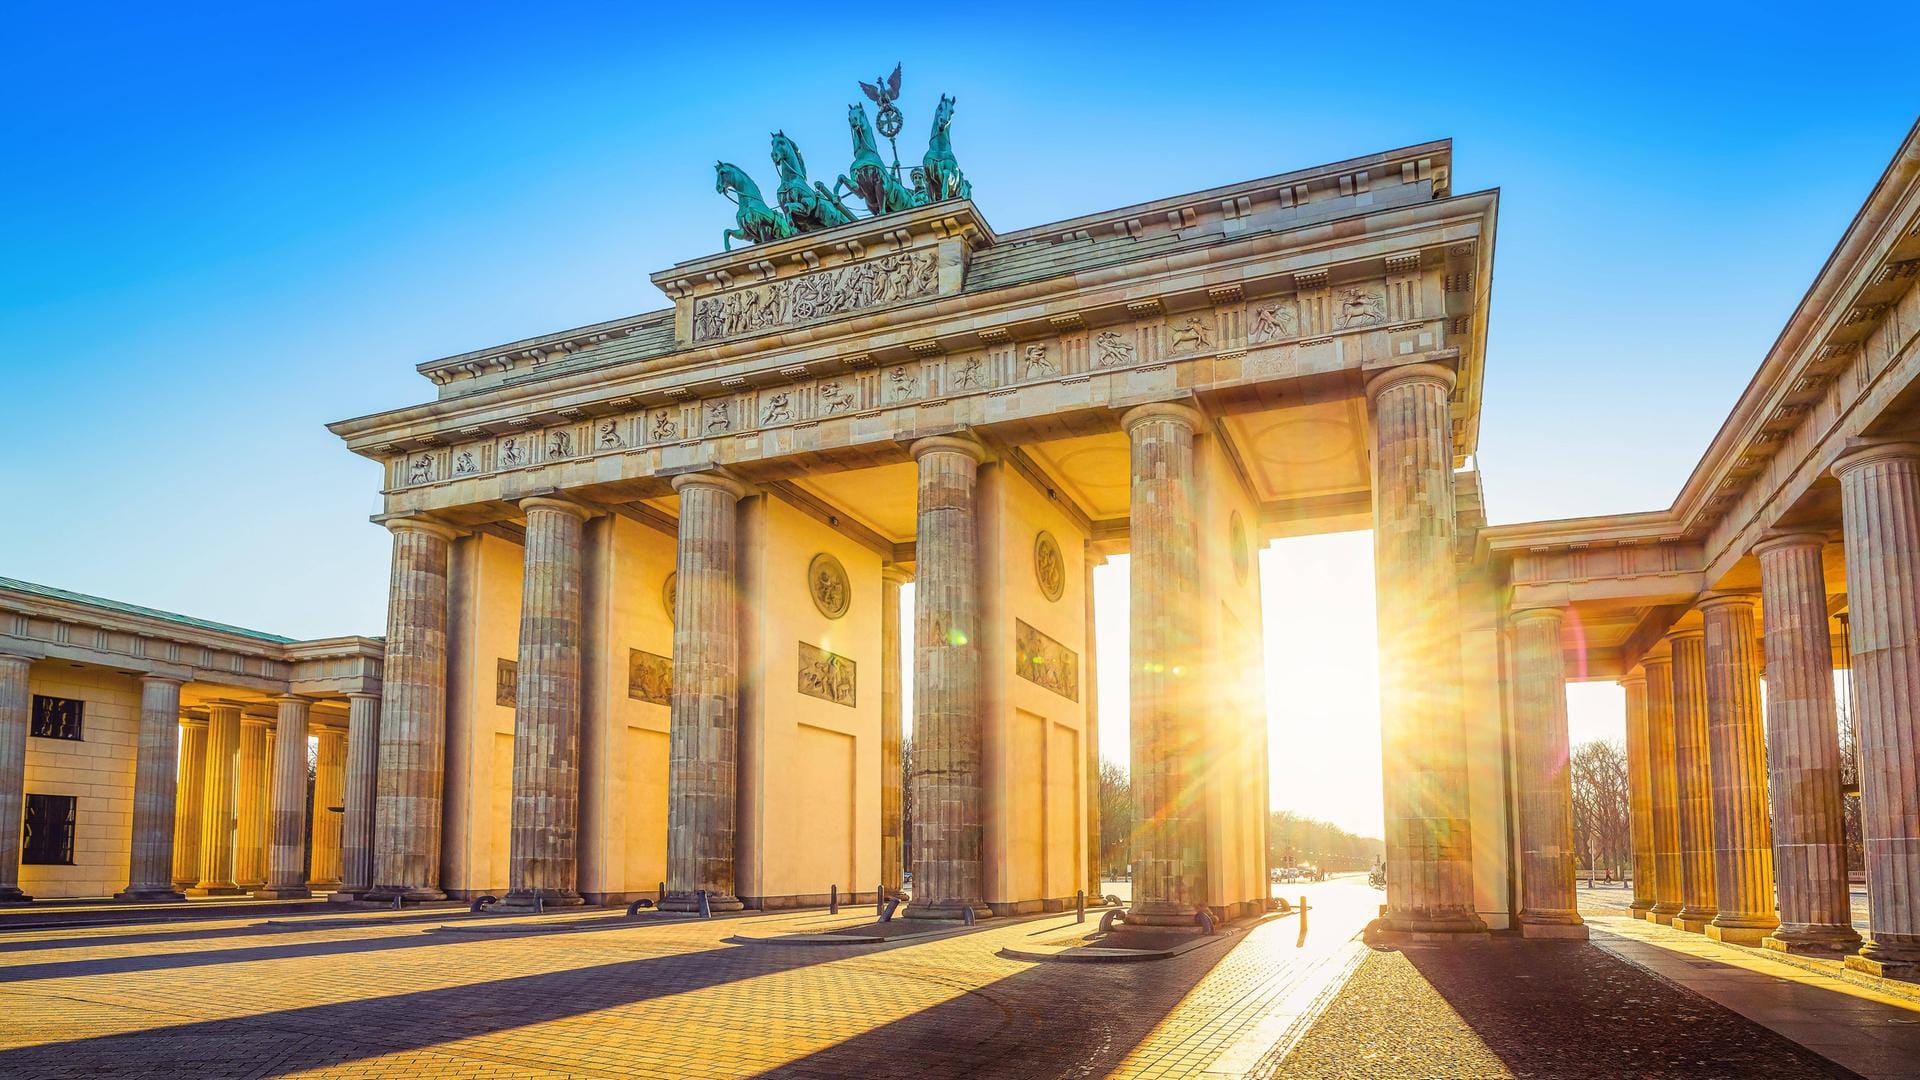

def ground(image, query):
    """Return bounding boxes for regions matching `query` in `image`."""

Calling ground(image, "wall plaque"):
[809,552,851,619]
[1015,619,1079,702]
[496,659,518,707]
[1034,531,1065,602]
[798,641,857,707]
[663,572,678,623]
[628,648,672,705]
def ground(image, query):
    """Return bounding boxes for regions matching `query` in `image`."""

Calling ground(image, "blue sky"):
[6,3,1914,834]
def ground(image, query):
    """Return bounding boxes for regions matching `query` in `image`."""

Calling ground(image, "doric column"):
[117,676,187,901]
[1755,534,1860,955]
[1366,364,1484,935]
[1510,606,1585,938]
[905,437,990,920]
[193,703,242,894]
[1645,654,1683,923]
[664,473,750,913]
[1084,549,1104,902]
[172,715,208,890]
[505,496,592,908]
[1701,593,1780,943]
[1834,442,1920,978]
[256,694,313,898]
[0,654,33,903]
[1622,670,1656,918]
[233,714,271,888]
[880,564,910,896]
[1123,404,1206,926]
[310,727,347,887]
[339,692,380,896]
[369,516,457,903]
[1670,630,1717,932]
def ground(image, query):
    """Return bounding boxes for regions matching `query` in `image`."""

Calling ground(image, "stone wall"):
[21,665,140,898]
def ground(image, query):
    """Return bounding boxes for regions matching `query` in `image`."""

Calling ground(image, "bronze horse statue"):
[770,131,856,233]
[715,161,793,251]
[835,102,919,216]
[922,94,970,202]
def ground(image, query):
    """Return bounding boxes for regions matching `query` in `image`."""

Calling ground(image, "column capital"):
[1753,531,1829,557]
[669,471,751,501]
[518,495,596,521]
[273,693,312,708]
[1832,439,1920,479]
[379,513,461,542]
[880,565,914,586]
[909,433,990,464]
[1365,361,1456,402]
[1120,401,1205,437]
[240,713,274,729]
[137,673,185,688]
[1508,604,1566,626]
[1620,670,1647,689]
[344,690,381,703]
[1697,591,1759,613]
[0,652,33,670]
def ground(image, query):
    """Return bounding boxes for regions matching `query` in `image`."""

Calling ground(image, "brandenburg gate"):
[327,119,1504,929]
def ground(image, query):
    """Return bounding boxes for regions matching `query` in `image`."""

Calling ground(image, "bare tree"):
[1266,809,1382,873]
[1571,738,1631,885]
[1098,758,1131,878]
[901,736,913,872]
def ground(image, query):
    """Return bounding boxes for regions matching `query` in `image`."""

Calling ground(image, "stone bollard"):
[963,906,975,927]
[1076,889,1086,924]
[876,883,885,918]
[830,884,838,915]
[697,890,711,919]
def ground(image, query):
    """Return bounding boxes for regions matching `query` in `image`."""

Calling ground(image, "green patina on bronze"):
[713,66,971,249]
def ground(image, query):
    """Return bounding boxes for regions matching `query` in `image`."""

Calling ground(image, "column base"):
[1629,899,1655,917]
[1365,911,1491,945]
[186,884,245,897]
[1706,922,1777,946]
[251,885,313,900]
[1673,906,1717,933]
[1518,914,1589,940]
[661,890,745,913]
[903,899,991,921]
[1124,899,1201,927]
[113,887,186,903]
[1763,926,1863,956]
[329,889,369,904]
[1846,952,1920,983]
[498,890,586,910]
[0,886,32,905]
[1647,903,1682,925]
[363,886,448,904]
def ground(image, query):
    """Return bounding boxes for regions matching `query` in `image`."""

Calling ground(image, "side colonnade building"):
[1481,120,1920,979]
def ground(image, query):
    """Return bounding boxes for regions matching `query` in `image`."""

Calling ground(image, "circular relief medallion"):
[809,553,851,619]
[663,572,678,623]
[1034,531,1065,603]
[1230,511,1250,583]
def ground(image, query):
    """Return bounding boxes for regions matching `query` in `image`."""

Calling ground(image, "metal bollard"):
[1099,908,1122,932]
[470,894,499,913]
[626,898,654,917]
[830,884,838,915]
[1195,909,1215,935]
[876,884,885,918]
[535,894,544,914]
[392,895,403,911]
[697,889,712,919]
[659,881,666,907]
[1076,889,1086,924]
[880,898,900,922]
[962,906,975,927]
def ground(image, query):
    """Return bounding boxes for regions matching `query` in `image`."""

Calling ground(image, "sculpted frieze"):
[798,641,857,707]
[690,249,940,343]
[1014,619,1078,702]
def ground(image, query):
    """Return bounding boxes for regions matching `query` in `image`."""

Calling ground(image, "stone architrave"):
[1644,654,1683,923]
[338,692,381,897]
[1123,404,1206,926]
[1621,670,1656,918]
[663,473,750,913]
[172,715,208,890]
[1833,442,1920,979]
[880,565,909,895]
[193,703,243,896]
[1753,533,1861,955]
[1700,594,1779,944]
[256,694,313,899]
[905,436,991,920]
[117,675,187,902]
[1510,606,1585,938]
[1366,363,1485,937]
[0,654,32,903]
[504,497,593,908]
[310,727,347,887]
[1670,630,1718,933]
[234,715,271,888]
[368,517,457,903]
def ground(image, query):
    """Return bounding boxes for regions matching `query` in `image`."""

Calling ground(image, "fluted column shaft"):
[1645,656,1683,922]
[664,474,749,913]
[234,717,270,887]
[339,692,380,895]
[1084,551,1104,902]
[172,717,208,889]
[1835,442,1920,975]
[194,703,242,894]
[257,695,313,898]
[1702,595,1779,943]
[1756,534,1860,954]
[880,565,908,895]
[310,727,346,886]
[0,655,32,903]
[1623,672,1656,916]
[1368,364,1483,934]
[906,438,990,920]
[1123,405,1206,926]
[370,518,455,902]
[118,676,186,901]
[1671,631,1718,931]
[1511,607,1585,936]
[504,498,591,907]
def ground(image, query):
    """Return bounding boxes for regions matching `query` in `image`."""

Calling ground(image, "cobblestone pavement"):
[1281,935,1860,1079]
[0,881,1380,1079]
